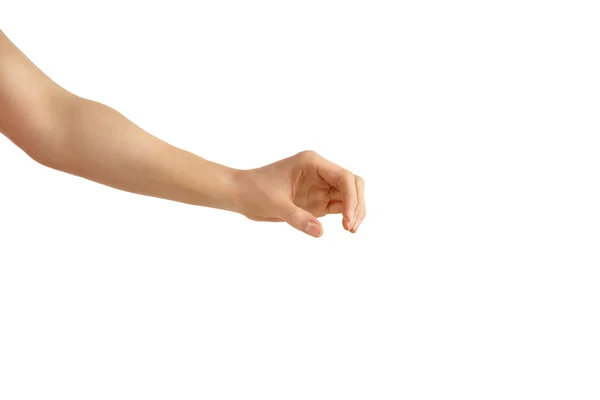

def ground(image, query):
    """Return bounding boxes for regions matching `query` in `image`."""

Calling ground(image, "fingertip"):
[304,220,323,238]
[344,207,357,227]
[342,218,350,231]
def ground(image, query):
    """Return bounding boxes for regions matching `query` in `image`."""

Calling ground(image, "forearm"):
[48,95,243,212]
[0,30,241,212]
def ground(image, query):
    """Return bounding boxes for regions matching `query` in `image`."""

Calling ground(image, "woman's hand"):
[234,151,366,238]
[1,31,363,238]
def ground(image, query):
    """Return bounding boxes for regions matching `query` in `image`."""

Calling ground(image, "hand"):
[234,150,366,238]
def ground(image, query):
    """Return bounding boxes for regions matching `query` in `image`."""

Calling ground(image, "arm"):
[0,30,239,212]
[0,30,366,237]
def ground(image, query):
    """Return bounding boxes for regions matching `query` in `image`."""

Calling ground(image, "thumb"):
[280,203,323,238]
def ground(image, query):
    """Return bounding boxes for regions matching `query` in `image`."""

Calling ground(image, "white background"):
[1,1,599,399]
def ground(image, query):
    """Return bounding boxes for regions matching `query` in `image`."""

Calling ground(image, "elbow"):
[12,96,78,171]
[17,121,68,171]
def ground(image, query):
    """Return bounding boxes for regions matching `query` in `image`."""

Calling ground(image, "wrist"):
[222,167,248,214]
[174,156,247,213]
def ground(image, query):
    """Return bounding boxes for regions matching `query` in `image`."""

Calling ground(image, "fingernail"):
[305,221,322,237]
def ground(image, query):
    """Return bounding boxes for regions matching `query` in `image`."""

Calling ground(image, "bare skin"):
[0,29,366,238]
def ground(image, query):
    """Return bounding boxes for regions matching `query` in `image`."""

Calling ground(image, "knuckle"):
[338,173,354,193]
[343,170,354,184]
[283,206,298,222]
[298,150,318,161]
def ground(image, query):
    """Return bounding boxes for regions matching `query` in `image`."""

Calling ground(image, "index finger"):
[311,153,358,227]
